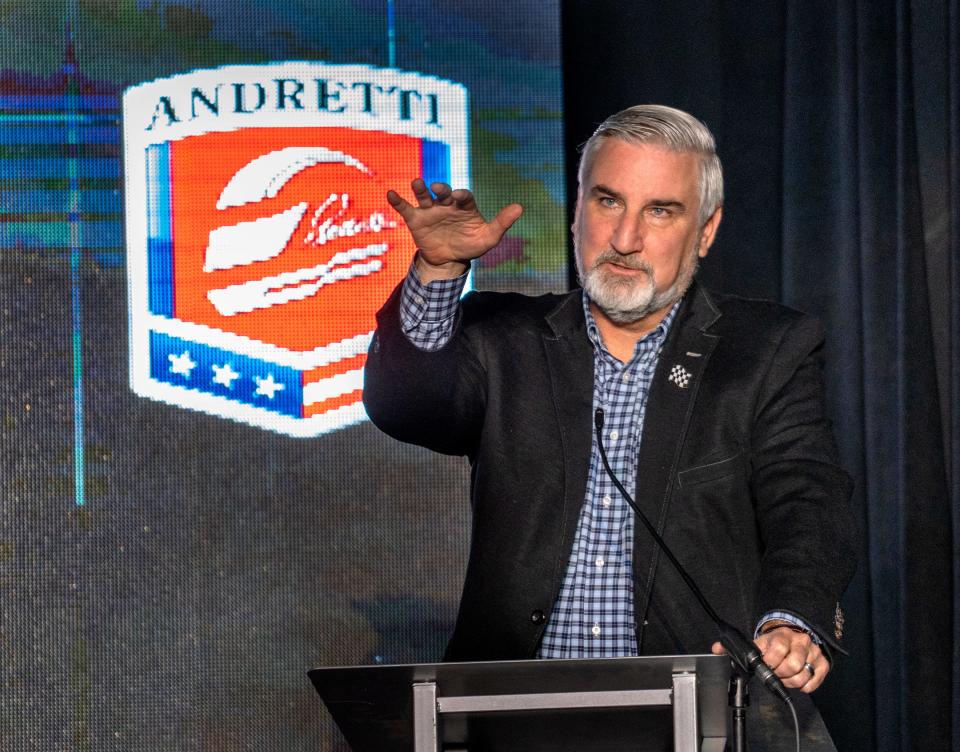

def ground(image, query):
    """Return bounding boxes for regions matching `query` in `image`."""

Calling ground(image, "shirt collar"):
[581,291,682,359]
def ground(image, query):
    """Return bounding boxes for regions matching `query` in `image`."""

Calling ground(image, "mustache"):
[590,250,653,274]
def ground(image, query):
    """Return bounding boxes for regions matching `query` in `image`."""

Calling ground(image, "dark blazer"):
[364,279,856,663]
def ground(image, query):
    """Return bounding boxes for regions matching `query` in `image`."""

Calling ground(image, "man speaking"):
[363,104,856,750]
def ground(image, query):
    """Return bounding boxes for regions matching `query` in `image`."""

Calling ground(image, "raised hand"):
[386,179,523,281]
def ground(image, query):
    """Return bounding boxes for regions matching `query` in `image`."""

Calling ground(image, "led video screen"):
[0,2,565,749]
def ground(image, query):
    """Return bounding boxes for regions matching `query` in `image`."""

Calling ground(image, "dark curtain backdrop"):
[561,1,958,750]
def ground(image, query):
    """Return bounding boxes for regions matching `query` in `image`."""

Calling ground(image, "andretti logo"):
[123,63,468,437]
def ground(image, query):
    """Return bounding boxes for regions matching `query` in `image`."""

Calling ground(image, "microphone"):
[593,407,792,706]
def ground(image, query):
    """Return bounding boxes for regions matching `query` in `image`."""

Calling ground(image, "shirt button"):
[413,294,425,306]
[530,610,545,625]
[595,557,604,568]
[602,494,612,507]
[621,372,630,382]
[609,430,619,441]
[591,624,601,637]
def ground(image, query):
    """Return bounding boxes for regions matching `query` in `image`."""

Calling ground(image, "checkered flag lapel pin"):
[668,364,693,389]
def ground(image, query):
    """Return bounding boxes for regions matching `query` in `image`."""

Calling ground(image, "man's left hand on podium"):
[711,624,829,693]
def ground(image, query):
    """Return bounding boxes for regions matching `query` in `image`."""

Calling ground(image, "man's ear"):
[571,190,583,236]
[697,205,723,258]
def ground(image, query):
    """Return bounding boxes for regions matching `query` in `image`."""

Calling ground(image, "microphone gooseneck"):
[593,407,792,707]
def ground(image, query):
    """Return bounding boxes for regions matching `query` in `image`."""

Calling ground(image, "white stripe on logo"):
[216,147,371,209]
[204,201,308,271]
[206,242,387,316]
[303,367,365,406]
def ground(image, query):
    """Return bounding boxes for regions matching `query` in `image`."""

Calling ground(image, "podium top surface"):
[309,654,730,752]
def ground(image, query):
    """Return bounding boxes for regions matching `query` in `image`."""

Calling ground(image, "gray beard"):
[578,248,699,325]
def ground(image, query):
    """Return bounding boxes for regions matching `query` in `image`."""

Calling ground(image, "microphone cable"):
[594,407,801,752]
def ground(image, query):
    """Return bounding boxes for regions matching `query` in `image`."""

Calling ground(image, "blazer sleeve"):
[749,314,857,655]
[362,281,487,458]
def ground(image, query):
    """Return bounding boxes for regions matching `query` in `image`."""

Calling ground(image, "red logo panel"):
[169,127,419,352]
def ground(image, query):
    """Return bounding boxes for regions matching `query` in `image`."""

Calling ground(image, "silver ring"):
[803,662,815,678]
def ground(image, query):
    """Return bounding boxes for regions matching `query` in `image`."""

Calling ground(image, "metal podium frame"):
[309,654,730,752]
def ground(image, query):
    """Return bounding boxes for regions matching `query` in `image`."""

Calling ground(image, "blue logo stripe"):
[149,331,303,418]
[421,139,449,188]
[146,143,174,316]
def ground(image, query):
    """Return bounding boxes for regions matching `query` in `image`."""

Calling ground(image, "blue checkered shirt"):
[536,296,677,657]
[397,261,468,350]
[396,258,818,654]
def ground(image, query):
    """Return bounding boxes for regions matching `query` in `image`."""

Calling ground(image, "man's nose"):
[610,212,644,254]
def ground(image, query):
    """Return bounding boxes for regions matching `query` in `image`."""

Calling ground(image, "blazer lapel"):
[631,283,722,635]
[542,292,595,589]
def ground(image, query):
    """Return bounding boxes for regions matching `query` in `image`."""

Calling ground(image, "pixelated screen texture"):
[0,1,563,749]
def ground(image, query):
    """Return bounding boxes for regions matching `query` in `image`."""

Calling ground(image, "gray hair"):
[577,104,724,227]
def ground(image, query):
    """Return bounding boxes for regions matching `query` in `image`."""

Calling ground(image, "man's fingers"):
[759,638,793,672]
[397,181,478,213]
[450,188,477,211]
[411,178,434,208]
[755,628,810,670]
[386,190,415,220]
[776,649,809,678]
[779,644,828,693]
[783,658,827,692]
[387,181,521,258]
[430,182,454,205]
[712,635,827,693]
[755,628,829,694]
[804,650,830,693]
[490,203,524,234]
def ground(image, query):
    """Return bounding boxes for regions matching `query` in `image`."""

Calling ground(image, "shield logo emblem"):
[123,64,468,436]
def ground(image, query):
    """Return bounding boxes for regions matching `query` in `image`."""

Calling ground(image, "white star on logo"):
[253,373,285,399]
[211,362,240,389]
[168,350,196,378]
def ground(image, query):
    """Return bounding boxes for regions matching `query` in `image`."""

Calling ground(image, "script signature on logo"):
[202,147,397,316]
[304,192,396,247]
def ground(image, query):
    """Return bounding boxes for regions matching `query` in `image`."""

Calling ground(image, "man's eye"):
[598,196,618,207]
[647,206,677,222]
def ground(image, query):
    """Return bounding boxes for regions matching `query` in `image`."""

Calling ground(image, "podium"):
[309,654,730,751]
